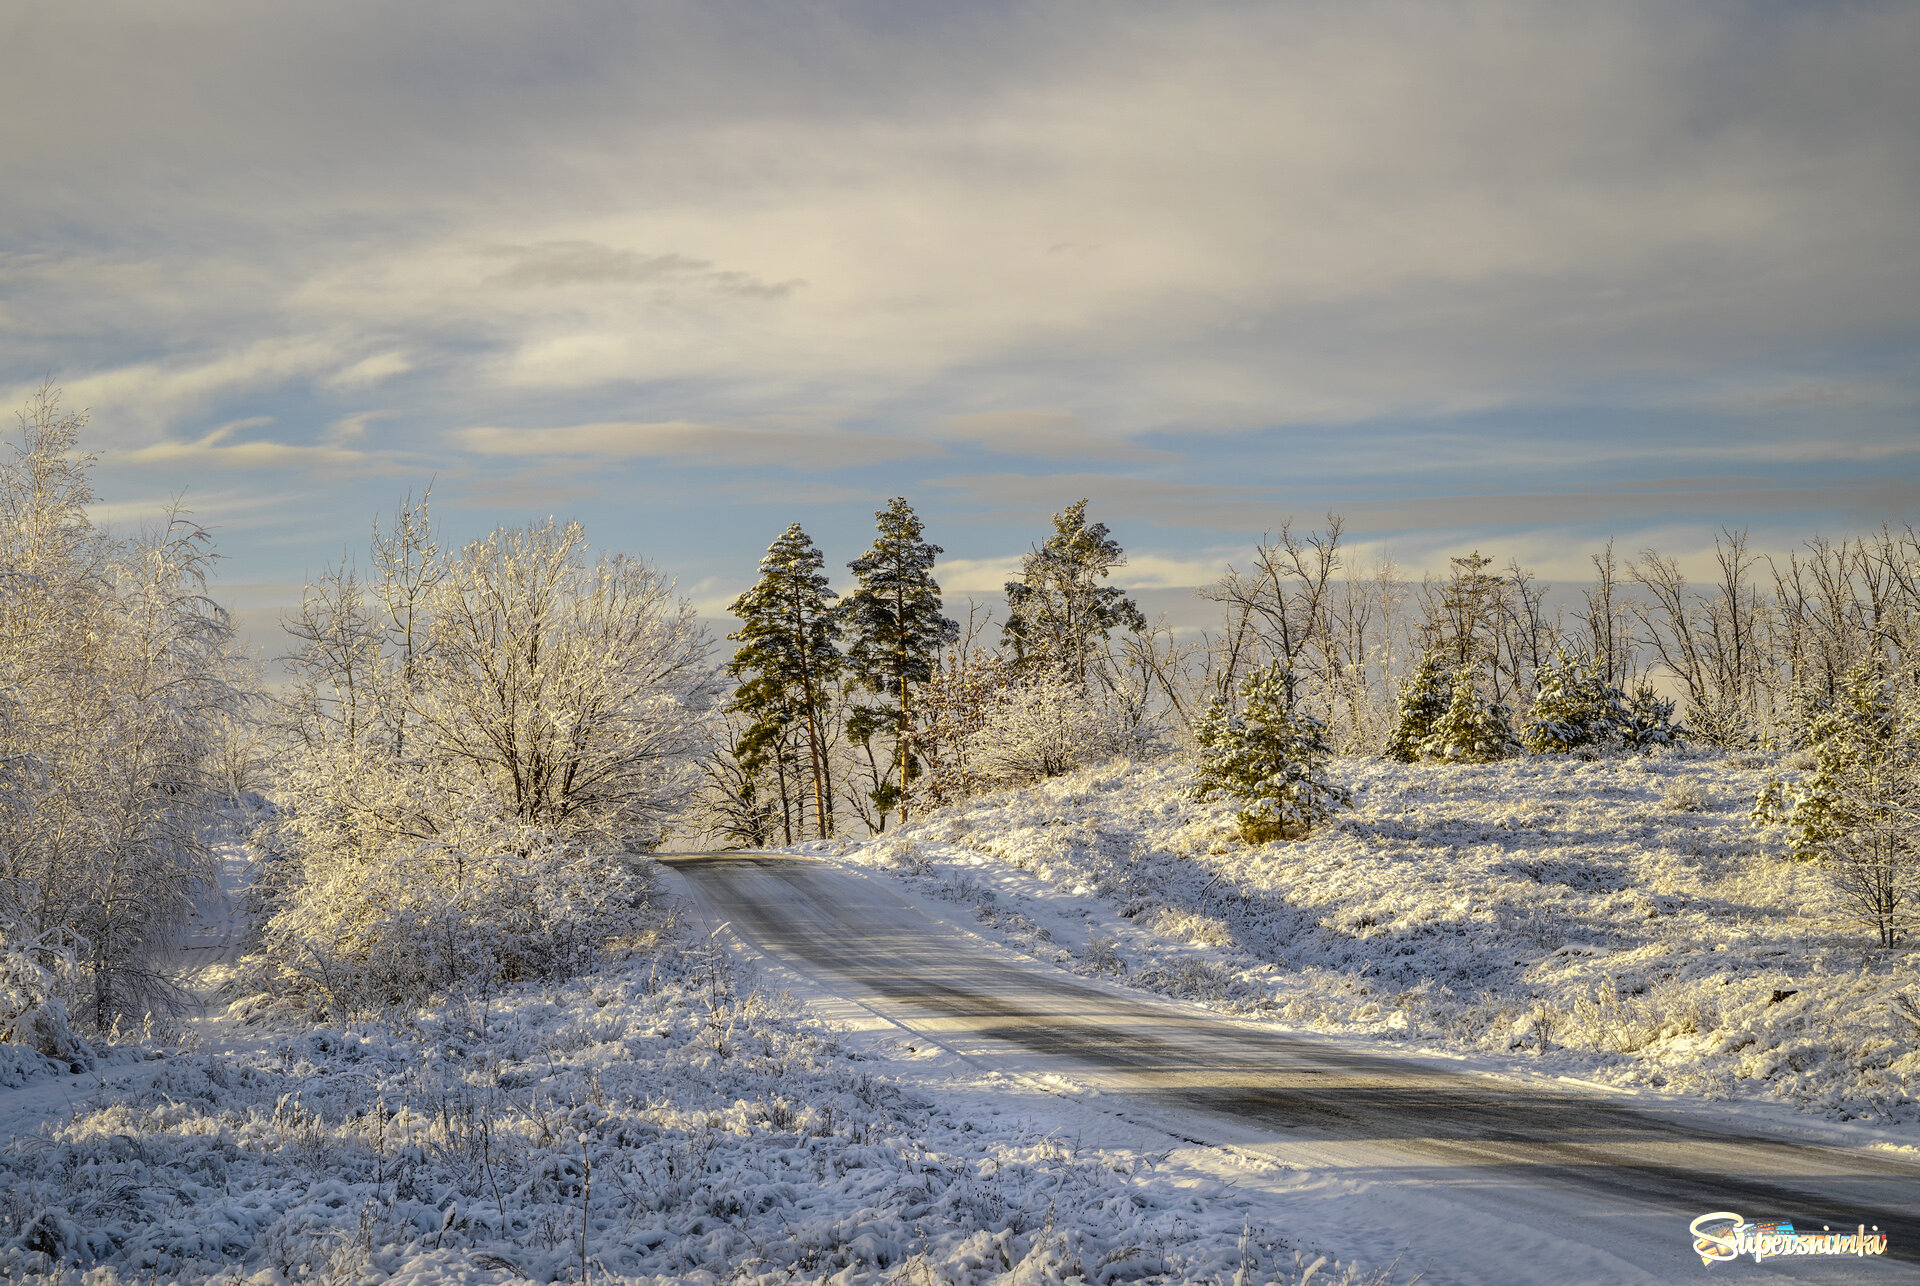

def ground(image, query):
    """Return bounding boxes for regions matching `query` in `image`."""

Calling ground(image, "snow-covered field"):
[832,749,1920,1129]
[0,918,1384,1285]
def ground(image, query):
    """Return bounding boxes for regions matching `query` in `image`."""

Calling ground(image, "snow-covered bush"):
[1419,668,1520,762]
[1782,662,1903,860]
[1383,652,1450,762]
[253,812,666,1020]
[1192,663,1350,843]
[1520,648,1624,754]
[0,926,90,1070]
[964,666,1153,787]
[258,503,712,1016]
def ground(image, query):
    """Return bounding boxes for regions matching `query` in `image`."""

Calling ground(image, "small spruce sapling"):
[1420,667,1521,763]
[1784,661,1903,861]
[1520,648,1625,754]
[1192,662,1351,844]
[1385,652,1451,762]
[1618,684,1682,752]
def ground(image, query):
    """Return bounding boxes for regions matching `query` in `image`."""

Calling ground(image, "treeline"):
[701,506,1920,839]
[9,379,1920,1040]
[700,499,1161,845]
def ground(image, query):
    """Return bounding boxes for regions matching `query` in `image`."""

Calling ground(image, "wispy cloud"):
[448,421,941,469]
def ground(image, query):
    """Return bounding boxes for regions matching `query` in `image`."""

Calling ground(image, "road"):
[665,852,1920,1284]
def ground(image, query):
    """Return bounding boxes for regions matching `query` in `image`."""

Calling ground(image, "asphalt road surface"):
[664,852,1919,1283]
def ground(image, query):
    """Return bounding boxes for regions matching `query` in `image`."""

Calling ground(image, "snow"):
[0,917,1386,1284]
[828,748,1920,1133]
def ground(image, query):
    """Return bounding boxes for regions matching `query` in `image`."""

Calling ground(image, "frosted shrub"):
[0,926,90,1068]
[1790,664,1920,947]
[1191,662,1350,843]
[964,666,1152,787]
[258,817,664,1019]
[1520,648,1625,754]
[1419,668,1520,763]
[1662,778,1708,812]
[1619,684,1682,751]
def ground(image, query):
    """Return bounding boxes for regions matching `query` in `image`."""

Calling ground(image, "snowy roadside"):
[815,751,1920,1140]
[0,909,1388,1285]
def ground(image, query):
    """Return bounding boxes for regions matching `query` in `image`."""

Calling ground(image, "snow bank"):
[0,931,1384,1285]
[837,751,1920,1125]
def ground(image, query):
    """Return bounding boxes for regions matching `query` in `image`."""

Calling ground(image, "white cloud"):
[448,421,941,468]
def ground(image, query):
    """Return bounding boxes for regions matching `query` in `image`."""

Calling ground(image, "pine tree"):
[1385,652,1451,762]
[1002,499,1145,683]
[841,498,957,827]
[1192,663,1351,843]
[1521,648,1626,754]
[1420,667,1521,763]
[727,524,842,839]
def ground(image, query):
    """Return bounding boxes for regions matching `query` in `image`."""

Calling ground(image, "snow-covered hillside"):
[834,750,1920,1125]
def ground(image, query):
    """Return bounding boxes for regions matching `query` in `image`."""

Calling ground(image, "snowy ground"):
[824,749,1920,1132]
[0,837,1386,1284]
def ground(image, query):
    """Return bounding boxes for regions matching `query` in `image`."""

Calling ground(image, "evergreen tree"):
[1002,499,1145,683]
[1784,661,1901,860]
[841,498,957,827]
[1420,667,1521,763]
[1521,648,1626,753]
[1385,651,1452,762]
[1192,663,1350,843]
[727,524,841,839]
[1618,683,1682,752]
[1425,550,1505,672]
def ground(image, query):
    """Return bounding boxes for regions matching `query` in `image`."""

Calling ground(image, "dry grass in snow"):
[839,750,1920,1125]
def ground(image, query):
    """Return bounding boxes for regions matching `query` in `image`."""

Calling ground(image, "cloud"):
[480,241,801,298]
[934,411,1175,463]
[448,421,942,469]
[123,418,405,473]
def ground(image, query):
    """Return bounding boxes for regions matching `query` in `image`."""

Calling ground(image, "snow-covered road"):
[666,853,1920,1284]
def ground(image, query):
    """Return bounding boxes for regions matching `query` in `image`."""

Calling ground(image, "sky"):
[3,0,1917,658]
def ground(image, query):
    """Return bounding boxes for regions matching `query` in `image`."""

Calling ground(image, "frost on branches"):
[255,502,714,1018]
[1772,663,1920,946]
[1192,663,1350,843]
[0,386,249,1034]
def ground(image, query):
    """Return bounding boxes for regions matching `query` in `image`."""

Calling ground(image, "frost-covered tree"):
[1783,661,1904,861]
[1790,666,1920,946]
[690,712,779,849]
[841,499,957,827]
[727,524,841,839]
[0,387,248,1031]
[912,653,1014,807]
[1192,663,1350,843]
[1002,500,1145,683]
[1385,652,1451,762]
[260,504,710,1016]
[1420,668,1521,763]
[1521,648,1626,754]
[964,665,1150,788]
